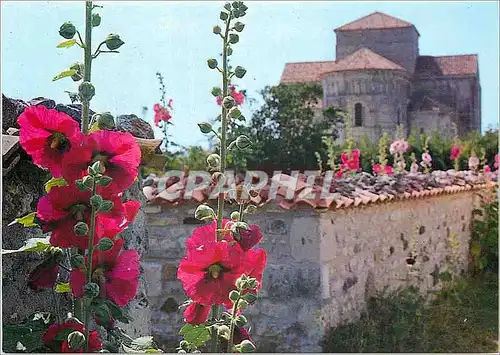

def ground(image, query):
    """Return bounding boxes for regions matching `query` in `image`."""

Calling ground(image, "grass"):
[322,272,498,353]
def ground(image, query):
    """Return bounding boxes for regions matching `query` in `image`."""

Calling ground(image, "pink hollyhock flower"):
[400,140,409,153]
[178,240,246,306]
[389,140,402,155]
[153,103,172,127]
[61,130,141,194]
[484,165,491,173]
[17,105,83,177]
[335,170,343,178]
[372,164,394,175]
[340,150,360,172]
[42,319,102,353]
[27,258,59,291]
[494,154,499,169]
[230,86,245,106]
[422,152,432,165]
[450,145,461,160]
[184,302,211,325]
[468,156,479,170]
[71,238,140,306]
[37,185,139,249]
[410,162,419,174]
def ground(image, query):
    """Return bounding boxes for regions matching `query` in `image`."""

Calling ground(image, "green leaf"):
[55,282,71,293]
[438,271,452,282]
[45,177,67,193]
[179,324,211,348]
[2,312,55,352]
[471,244,481,256]
[56,39,77,48]
[8,212,38,227]
[53,69,77,82]
[2,236,51,255]
[132,336,155,348]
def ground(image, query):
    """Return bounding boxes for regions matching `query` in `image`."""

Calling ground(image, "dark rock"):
[28,97,56,109]
[342,276,358,292]
[117,114,155,139]
[55,103,95,128]
[2,94,27,132]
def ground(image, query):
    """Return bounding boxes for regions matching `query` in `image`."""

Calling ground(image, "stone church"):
[280,12,481,142]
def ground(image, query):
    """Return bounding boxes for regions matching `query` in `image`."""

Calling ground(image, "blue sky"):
[2,1,499,148]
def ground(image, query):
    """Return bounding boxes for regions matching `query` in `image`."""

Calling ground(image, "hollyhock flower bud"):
[198,122,213,134]
[235,135,252,150]
[410,162,419,174]
[229,107,242,119]
[95,112,116,130]
[184,302,211,325]
[207,58,218,69]
[234,22,245,32]
[96,237,114,251]
[243,205,257,214]
[84,282,100,298]
[229,290,240,301]
[229,33,239,44]
[67,331,86,350]
[43,320,102,353]
[213,25,222,34]
[235,339,256,353]
[468,156,479,170]
[234,66,247,79]
[74,222,89,236]
[230,211,240,221]
[92,13,101,27]
[105,33,124,50]
[79,81,95,101]
[242,292,257,304]
[223,96,236,109]
[59,22,76,39]
[211,87,222,97]
[195,204,216,221]
[218,325,231,340]
[207,154,221,168]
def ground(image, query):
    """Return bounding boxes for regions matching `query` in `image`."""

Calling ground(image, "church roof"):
[280,61,338,84]
[415,55,478,77]
[321,48,406,76]
[335,12,415,32]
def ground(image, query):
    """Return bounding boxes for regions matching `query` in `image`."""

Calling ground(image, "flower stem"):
[227,295,241,352]
[84,180,98,352]
[81,0,93,134]
[211,10,233,353]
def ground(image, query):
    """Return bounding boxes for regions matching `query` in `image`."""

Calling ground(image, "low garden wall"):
[142,184,481,352]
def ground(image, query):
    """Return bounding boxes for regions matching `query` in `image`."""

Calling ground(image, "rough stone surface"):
[2,94,27,132]
[144,192,477,352]
[117,114,155,139]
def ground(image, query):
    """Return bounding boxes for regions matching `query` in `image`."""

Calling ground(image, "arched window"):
[354,103,363,127]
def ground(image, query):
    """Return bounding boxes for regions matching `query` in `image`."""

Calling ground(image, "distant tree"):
[228,83,344,174]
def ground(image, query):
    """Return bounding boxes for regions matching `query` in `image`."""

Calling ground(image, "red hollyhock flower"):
[27,260,59,291]
[495,154,499,169]
[230,86,245,106]
[42,320,102,353]
[17,105,83,177]
[71,238,140,306]
[37,185,139,249]
[340,150,360,173]
[372,164,394,176]
[61,130,141,194]
[450,145,461,160]
[236,224,263,251]
[184,302,211,325]
[178,240,245,306]
[153,103,172,127]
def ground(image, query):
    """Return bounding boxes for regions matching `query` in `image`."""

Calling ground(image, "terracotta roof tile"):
[415,55,478,77]
[280,61,337,84]
[335,12,414,32]
[320,48,407,76]
[143,170,496,211]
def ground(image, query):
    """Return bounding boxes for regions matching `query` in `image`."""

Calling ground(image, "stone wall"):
[143,191,477,352]
[335,27,420,74]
